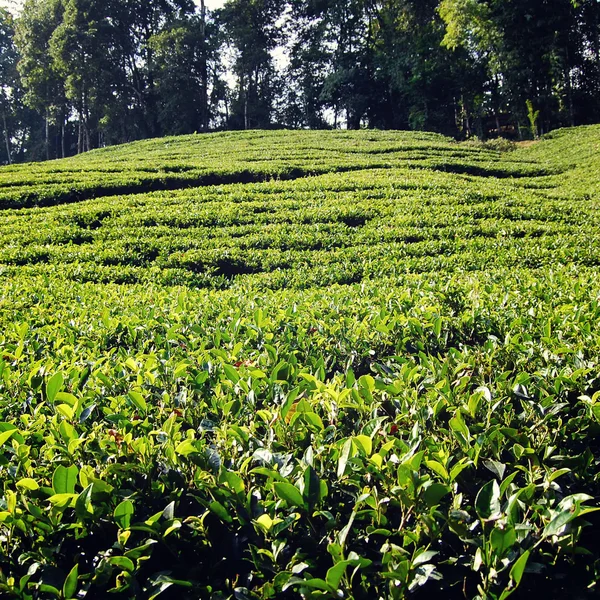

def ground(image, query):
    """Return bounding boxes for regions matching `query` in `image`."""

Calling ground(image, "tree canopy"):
[0,0,597,161]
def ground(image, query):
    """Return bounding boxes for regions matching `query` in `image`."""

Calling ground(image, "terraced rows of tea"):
[1,127,600,599]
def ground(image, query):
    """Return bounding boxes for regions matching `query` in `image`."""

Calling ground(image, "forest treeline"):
[0,0,599,163]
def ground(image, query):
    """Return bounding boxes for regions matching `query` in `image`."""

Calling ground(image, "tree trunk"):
[462,97,471,138]
[85,121,91,152]
[145,25,160,138]
[2,107,11,165]
[454,97,460,134]
[493,76,501,136]
[240,72,248,130]
[566,67,575,127]
[61,116,65,159]
[565,47,575,127]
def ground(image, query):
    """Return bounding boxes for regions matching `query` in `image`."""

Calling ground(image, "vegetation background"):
[1,2,600,599]
[0,0,598,163]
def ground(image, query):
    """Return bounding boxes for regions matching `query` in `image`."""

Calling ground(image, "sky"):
[203,0,226,9]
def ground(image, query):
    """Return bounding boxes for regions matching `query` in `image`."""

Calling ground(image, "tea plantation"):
[1,127,600,599]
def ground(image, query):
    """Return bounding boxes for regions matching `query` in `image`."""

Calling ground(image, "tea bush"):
[1,126,599,599]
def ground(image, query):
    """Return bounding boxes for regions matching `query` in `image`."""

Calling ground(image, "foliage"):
[0,0,596,160]
[0,127,600,598]
[526,100,540,140]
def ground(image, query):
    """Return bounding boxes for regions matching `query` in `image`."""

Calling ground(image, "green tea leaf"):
[62,563,78,600]
[354,435,372,457]
[490,526,516,556]
[52,465,79,494]
[55,392,77,406]
[209,500,233,523]
[283,577,331,592]
[75,483,94,520]
[79,404,96,423]
[543,508,577,537]
[483,458,506,481]
[114,500,134,529]
[509,550,530,586]
[107,556,135,572]
[337,438,352,479]
[413,550,438,567]
[46,372,64,403]
[303,465,321,508]
[422,483,451,507]
[127,390,147,413]
[326,560,350,590]
[175,439,199,456]
[220,471,245,496]
[449,414,470,448]
[500,551,531,600]
[48,493,77,508]
[274,482,305,509]
[16,478,39,491]
[475,480,502,521]
[425,459,449,480]
[223,364,240,383]
[0,428,17,447]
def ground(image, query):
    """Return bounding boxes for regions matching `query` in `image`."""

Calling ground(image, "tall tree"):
[218,0,284,129]
[574,0,600,123]
[49,0,112,152]
[0,8,19,163]
[15,0,68,158]
[369,0,462,133]
[283,1,330,128]
[3,0,600,160]
[150,12,221,133]
[101,0,196,139]
[439,0,595,136]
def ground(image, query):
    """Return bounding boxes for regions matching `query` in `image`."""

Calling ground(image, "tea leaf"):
[46,372,64,403]
[52,465,79,495]
[62,564,78,600]
[475,480,502,521]
[274,482,305,509]
[114,500,134,530]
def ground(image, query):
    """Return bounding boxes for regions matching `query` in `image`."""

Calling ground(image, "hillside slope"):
[0,127,599,599]
[0,129,555,209]
[0,127,598,289]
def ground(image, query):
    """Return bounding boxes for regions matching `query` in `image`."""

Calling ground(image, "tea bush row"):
[1,126,600,599]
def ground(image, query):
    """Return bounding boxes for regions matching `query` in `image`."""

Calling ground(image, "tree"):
[0,8,19,163]
[283,1,330,128]
[15,0,68,158]
[218,0,284,129]
[574,0,600,123]
[49,0,112,152]
[438,0,594,137]
[2,0,599,159]
[150,11,221,133]
[98,0,196,140]
[368,0,463,133]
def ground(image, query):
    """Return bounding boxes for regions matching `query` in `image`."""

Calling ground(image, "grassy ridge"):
[0,130,550,209]
[1,128,598,289]
[0,127,599,599]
